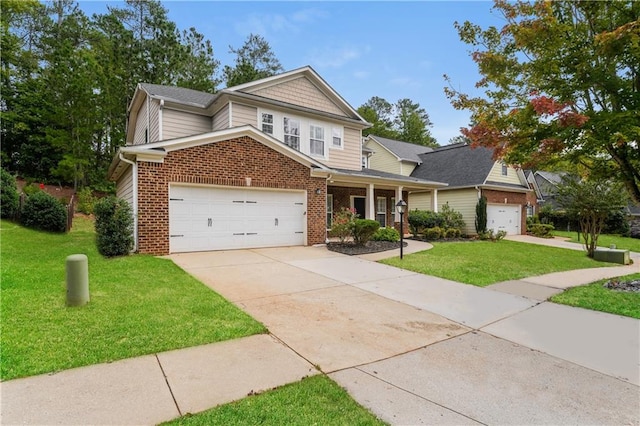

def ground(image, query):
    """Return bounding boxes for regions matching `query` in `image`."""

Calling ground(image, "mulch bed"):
[604,279,640,293]
[327,241,408,255]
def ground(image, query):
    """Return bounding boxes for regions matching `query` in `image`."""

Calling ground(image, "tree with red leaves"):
[445,1,640,203]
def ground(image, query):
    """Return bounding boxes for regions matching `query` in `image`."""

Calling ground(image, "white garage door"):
[169,185,306,253]
[487,204,521,235]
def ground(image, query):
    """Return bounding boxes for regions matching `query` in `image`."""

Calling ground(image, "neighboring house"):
[108,66,446,255]
[525,170,565,209]
[365,140,534,236]
[364,135,433,176]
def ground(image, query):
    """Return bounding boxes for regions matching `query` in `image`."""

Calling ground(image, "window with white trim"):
[376,197,387,228]
[501,162,508,176]
[362,155,368,169]
[310,124,324,156]
[261,113,274,134]
[326,194,333,228]
[283,117,300,150]
[332,127,342,148]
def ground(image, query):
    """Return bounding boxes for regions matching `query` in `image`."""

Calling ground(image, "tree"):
[475,195,487,234]
[445,0,640,204]
[358,96,438,146]
[556,177,628,258]
[223,33,283,87]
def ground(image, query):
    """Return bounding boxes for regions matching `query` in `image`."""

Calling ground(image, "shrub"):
[372,227,400,242]
[478,229,507,242]
[526,215,540,232]
[329,207,357,243]
[444,227,461,238]
[22,183,42,196]
[440,203,466,230]
[424,226,442,240]
[94,196,134,257]
[20,191,67,232]
[475,196,487,233]
[530,223,555,238]
[76,187,96,215]
[1,168,20,219]
[351,219,380,246]
[603,209,630,236]
[408,209,444,235]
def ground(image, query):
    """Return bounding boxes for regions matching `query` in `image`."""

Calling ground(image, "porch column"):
[431,189,438,212]
[395,186,403,222]
[366,183,375,220]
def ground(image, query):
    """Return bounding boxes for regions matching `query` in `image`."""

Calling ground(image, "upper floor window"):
[310,125,324,156]
[501,162,508,176]
[262,113,274,134]
[283,117,300,150]
[362,155,368,169]
[332,127,342,148]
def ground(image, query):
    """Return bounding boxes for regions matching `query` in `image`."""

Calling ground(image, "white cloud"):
[234,8,328,38]
[353,70,370,79]
[309,45,371,69]
[390,77,422,88]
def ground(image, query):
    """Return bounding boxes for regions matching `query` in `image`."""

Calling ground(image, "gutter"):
[118,153,138,253]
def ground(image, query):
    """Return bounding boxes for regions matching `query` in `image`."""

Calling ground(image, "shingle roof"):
[368,135,433,163]
[139,83,216,108]
[333,168,445,186]
[410,143,496,187]
[536,170,565,185]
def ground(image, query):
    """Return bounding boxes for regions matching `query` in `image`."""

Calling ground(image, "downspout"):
[146,95,150,142]
[158,99,164,141]
[119,153,138,252]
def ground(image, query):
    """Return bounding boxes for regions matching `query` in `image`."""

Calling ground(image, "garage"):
[487,204,521,235]
[169,185,306,253]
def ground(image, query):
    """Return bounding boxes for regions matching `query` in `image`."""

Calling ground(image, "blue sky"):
[78,1,504,144]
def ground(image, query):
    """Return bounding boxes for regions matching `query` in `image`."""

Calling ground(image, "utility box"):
[593,248,631,265]
[66,254,89,306]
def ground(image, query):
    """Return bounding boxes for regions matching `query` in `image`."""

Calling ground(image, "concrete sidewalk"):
[2,240,639,425]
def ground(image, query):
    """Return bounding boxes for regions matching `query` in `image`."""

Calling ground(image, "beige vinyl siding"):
[409,192,432,211]
[149,99,160,142]
[324,126,362,170]
[132,101,148,145]
[163,108,211,140]
[231,102,257,127]
[116,165,134,208]
[247,77,345,116]
[399,161,417,176]
[438,188,479,235]
[212,104,230,130]
[486,162,524,185]
[367,140,401,174]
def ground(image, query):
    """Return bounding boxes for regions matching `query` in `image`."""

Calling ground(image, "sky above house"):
[78,0,505,145]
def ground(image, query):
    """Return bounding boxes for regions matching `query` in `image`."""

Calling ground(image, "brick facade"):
[136,136,326,255]
[481,188,527,235]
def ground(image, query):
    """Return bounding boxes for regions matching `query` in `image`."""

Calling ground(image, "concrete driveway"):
[169,246,639,425]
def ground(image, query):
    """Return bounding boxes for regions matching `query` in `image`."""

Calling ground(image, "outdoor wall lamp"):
[395,199,407,259]
[315,188,322,195]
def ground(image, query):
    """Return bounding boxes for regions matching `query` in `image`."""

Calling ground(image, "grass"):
[381,240,609,286]
[0,217,266,381]
[552,230,640,253]
[162,375,386,426]
[550,273,640,319]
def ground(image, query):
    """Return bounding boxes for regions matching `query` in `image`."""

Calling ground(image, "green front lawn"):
[550,273,640,319]
[163,375,386,426]
[553,230,640,253]
[0,218,266,381]
[381,240,609,286]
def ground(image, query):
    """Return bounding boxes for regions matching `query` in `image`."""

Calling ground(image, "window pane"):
[376,213,385,228]
[332,128,342,147]
[284,117,300,150]
[377,197,386,212]
[310,125,324,156]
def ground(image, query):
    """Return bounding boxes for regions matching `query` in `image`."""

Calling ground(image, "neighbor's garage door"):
[169,185,306,253]
[487,204,521,235]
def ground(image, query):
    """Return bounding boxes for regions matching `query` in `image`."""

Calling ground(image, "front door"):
[352,196,366,219]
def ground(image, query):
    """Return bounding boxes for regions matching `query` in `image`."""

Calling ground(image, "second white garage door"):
[487,204,521,235]
[169,185,306,253]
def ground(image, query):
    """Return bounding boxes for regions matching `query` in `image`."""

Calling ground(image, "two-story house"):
[363,136,534,236]
[108,66,446,255]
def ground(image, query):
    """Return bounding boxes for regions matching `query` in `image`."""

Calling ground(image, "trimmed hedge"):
[94,196,134,257]
[352,219,380,246]
[372,227,400,242]
[21,191,67,232]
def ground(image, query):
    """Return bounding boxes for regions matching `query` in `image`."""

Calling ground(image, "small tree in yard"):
[1,168,20,219]
[556,177,628,258]
[94,196,134,257]
[475,196,487,234]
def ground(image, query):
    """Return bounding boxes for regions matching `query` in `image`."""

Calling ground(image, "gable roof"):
[410,143,497,188]
[367,135,433,164]
[139,83,215,108]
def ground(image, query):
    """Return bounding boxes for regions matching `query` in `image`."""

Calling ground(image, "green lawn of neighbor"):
[163,375,386,426]
[551,273,640,319]
[0,217,266,381]
[552,230,640,253]
[381,240,609,286]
